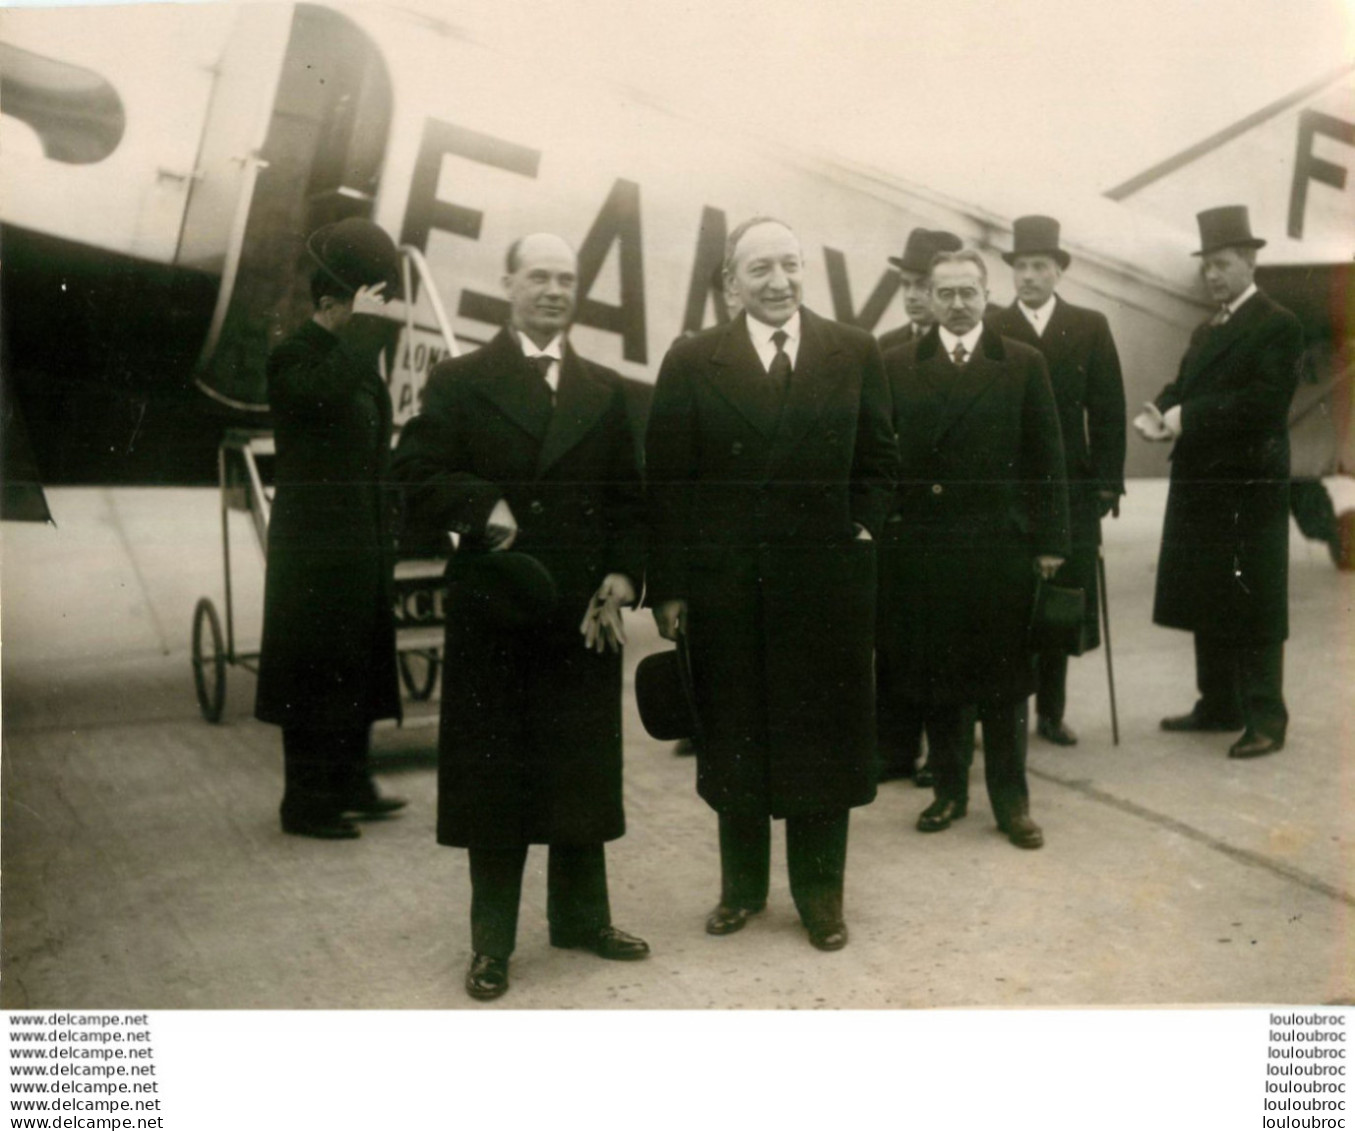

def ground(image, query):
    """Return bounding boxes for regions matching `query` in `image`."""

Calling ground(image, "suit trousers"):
[718,810,849,927]
[467,843,611,959]
[1193,634,1287,739]
[1035,651,1069,723]
[928,697,1031,822]
[280,726,370,823]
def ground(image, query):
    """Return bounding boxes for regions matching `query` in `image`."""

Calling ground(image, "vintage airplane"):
[1,2,1350,523]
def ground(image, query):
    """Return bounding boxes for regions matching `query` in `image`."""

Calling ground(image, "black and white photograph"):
[1,0,1352,1121]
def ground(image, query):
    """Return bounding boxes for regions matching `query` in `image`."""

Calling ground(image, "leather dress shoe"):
[1036,716,1078,746]
[465,953,509,1001]
[341,794,408,818]
[998,813,1045,849]
[550,925,650,960]
[806,921,849,951]
[1228,731,1285,759]
[281,814,360,840]
[916,797,967,832]
[1160,710,1244,733]
[913,763,935,789]
[705,903,764,936]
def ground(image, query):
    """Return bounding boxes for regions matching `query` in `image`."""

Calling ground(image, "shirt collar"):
[516,330,565,360]
[745,310,801,350]
[1019,294,1057,323]
[937,323,984,358]
[1226,284,1258,316]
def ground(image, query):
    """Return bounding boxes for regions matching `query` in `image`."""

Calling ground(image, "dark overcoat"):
[255,319,401,730]
[1152,289,1304,643]
[646,308,898,819]
[391,328,644,848]
[988,296,1125,650]
[878,327,1070,705]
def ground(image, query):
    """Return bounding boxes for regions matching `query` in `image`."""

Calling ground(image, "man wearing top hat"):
[392,232,649,1001]
[877,228,965,354]
[990,215,1126,747]
[1135,206,1304,759]
[256,218,408,841]
[646,216,897,951]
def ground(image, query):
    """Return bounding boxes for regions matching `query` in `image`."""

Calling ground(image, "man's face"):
[930,260,988,336]
[1012,254,1061,309]
[727,222,803,327]
[504,234,577,345]
[898,268,933,324]
[1200,247,1255,305]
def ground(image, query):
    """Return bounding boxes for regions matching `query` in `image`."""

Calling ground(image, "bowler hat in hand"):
[1192,205,1266,256]
[888,228,963,275]
[1002,215,1071,269]
[1030,579,1086,656]
[306,218,403,298]
[455,551,558,628]
[635,639,701,742]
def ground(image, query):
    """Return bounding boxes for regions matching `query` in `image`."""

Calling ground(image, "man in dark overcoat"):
[1136,206,1304,759]
[989,215,1126,747]
[255,218,407,841]
[646,217,897,951]
[878,249,1069,849]
[392,232,649,1001]
[875,227,963,785]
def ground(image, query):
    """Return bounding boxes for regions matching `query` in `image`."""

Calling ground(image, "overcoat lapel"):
[707,312,784,437]
[924,327,1006,444]
[767,307,847,470]
[1181,292,1268,388]
[468,329,552,442]
[536,347,613,475]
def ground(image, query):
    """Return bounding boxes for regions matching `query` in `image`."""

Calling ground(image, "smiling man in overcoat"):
[1136,206,1304,760]
[392,232,649,1001]
[878,249,1069,849]
[646,216,898,951]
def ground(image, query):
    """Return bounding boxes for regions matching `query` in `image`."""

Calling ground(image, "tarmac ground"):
[2,481,1352,1010]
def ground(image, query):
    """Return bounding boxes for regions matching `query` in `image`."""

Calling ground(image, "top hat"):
[635,639,702,743]
[306,218,403,298]
[888,228,963,275]
[1193,205,1266,256]
[1002,215,1071,269]
[454,550,558,628]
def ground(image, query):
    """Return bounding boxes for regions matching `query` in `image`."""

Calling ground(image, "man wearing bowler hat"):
[1135,206,1304,759]
[256,217,408,841]
[646,216,897,951]
[392,232,649,1001]
[990,215,1126,747]
[878,228,964,355]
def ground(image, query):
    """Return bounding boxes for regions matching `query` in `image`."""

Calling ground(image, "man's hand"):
[1132,402,1172,442]
[853,523,873,541]
[1035,555,1064,580]
[1097,490,1121,519]
[485,497,518,551]
[654,599,687,641]
[581,574,636,654]
[352,281,388,316]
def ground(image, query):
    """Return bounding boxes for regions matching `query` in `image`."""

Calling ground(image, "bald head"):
[504,232,577,347]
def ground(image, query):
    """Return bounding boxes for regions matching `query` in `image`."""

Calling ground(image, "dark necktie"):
[769,330,792,395]
[951,341,968,367]
[530,355,556,406]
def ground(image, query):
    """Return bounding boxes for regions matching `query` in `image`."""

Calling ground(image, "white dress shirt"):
[745,311,802,372]
[1019,295,1057,337]
[517,331,565,393]
[937,324,984,365]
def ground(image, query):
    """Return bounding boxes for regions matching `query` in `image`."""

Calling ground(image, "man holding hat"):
[256,217,408,841]
[1135,206,1304,759]
[878,227,964,354]
[990,215,1126,747]
[392,232,649,1001]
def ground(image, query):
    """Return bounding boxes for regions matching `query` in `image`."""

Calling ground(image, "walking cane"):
[1097,547,1120,746]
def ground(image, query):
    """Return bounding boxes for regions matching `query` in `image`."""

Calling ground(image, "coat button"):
[530,500,544,515]
[731,442,743,456]
[931,484,944,495]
